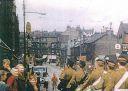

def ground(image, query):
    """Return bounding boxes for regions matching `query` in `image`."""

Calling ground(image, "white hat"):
[95,57,100,61]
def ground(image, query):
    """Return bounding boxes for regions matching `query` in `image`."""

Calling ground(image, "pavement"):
[40,63,61,91]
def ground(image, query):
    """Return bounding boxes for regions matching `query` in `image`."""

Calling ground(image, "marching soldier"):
[107,54,128,91]
[58,59,75,91]
[76,57,104,91]
[93,56,117,91]
[67,61,87,91]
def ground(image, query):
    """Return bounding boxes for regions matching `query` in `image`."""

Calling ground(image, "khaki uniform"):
[59,66,75,88]
[80,67,104,90]
[94,69,116,91]
[67,68,85,88]
[107,68,128,90]
[59,66,68,80]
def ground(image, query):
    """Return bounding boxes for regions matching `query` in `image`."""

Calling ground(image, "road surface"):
[40,63,61,91]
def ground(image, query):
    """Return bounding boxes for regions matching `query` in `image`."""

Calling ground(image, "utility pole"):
[22,0,46,66]
[23,0,26,66]
[80,30,82,57]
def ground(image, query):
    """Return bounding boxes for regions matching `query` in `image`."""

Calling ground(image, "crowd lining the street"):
[0,58,58,91]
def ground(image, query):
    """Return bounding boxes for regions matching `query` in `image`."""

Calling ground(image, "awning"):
[48,55,56,59]
[42,55,47,59]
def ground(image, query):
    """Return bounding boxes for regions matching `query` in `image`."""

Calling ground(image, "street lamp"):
[23,0,46,66]
[23,0,26,66]
[25,12,46,15]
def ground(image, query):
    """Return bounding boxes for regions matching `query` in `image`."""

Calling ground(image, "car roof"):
[33,66,47,68]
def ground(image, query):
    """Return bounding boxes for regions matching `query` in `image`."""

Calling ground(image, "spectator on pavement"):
[51,73,58,91]
[26,74,38,91]
[0,70,11,91]
[43,72,50,91]
[1,59,12,83]
[7,68,19,91]
[16,64,26,91]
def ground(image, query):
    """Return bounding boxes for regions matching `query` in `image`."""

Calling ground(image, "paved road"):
[40,63,61,91]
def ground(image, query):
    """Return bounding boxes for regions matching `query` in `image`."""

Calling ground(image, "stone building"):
[61,25,94,58]
[71,29,117,64]
[19,30,62,64]
[117,22,128,54]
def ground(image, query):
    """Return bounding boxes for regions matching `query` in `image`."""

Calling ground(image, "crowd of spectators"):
[0,59,39,91]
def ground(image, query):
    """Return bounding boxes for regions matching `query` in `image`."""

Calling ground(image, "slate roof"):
[74,32,106,47]
[84,33,106,43]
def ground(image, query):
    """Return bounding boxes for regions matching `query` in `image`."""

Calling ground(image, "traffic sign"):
[26,22,31,33]
[115,44,121,49]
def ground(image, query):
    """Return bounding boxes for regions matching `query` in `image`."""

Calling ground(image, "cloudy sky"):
[16,0,128,34]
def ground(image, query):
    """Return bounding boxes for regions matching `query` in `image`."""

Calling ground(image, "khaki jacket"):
[81,67,104,90]
[107,68,128,90]
[59,66,75,88]
[94,69,116,91]
[67,68,85,88]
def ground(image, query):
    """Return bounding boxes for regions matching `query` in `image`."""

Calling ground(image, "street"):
[1,0,128,91]
[40,63,61,91]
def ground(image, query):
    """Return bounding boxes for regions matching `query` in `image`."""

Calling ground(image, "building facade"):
[117,22,128,54]
[19,30,62,64]
[0,0,19,66]
[71,30,117,64]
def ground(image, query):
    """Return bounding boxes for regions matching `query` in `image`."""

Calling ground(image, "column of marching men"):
[58,54,128,91]
[0,59,39,91]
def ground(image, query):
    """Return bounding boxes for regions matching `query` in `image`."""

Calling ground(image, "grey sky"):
[16,0,128,34]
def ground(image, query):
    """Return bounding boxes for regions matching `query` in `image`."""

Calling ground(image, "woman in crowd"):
[26,74,38,91]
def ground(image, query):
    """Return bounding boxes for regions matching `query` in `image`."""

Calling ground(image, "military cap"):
[105,57,116,67]
[95,57,103,62]
[105,55,116,64]
[67,59,75,67]
[95,57,104,63]
[79,61,86,68]
[117,54,128,63]
[95,57,104,66]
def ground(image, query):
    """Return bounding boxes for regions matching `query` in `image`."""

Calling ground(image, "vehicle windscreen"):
[33,67,46,73]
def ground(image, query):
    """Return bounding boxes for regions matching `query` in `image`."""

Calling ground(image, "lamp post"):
[23,0,46,66]
[23,0,26,66]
